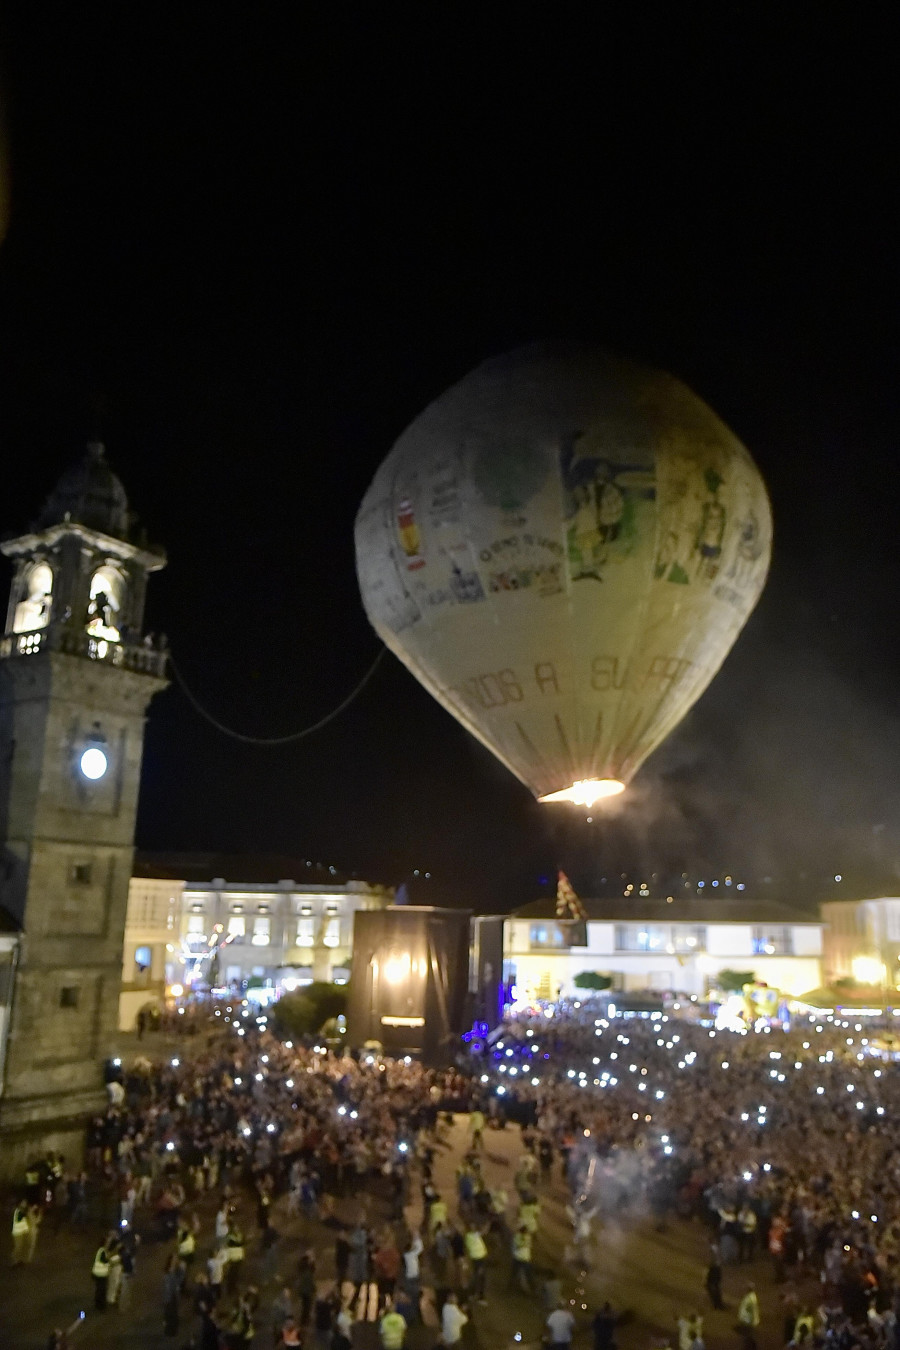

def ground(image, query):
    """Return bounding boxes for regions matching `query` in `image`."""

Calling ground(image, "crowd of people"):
[474,1005,900,1350]
[7,1002,900,1350]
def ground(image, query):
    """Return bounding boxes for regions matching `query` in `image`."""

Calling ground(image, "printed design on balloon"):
[560,430,655,584]
[471,435,549,523]
[726,510,765,586]
[395,494,425,571]
[694,468,727,581]
[654,465,731,589]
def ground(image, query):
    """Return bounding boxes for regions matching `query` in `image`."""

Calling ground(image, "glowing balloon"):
[355,345,771,804]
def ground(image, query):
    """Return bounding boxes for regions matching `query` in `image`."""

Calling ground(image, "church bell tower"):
[0,443,167,1170]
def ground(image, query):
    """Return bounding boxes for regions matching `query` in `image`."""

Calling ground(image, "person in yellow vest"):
[106,1237,123,1307]
[509,1225,533,1293]
[225,1219,245,1294]
[91,1238,112,1309]
[177,1218,197,1268]
[428,1194,448,1234]
[379,1297,407,1350]
[23,1202,42,1264]
[518,1195,540,1235]
[469,1108,485,1150]
[464,1222,488,1303]
[737,1204,757,1263]
[489,1186,509,1240]
[11,1200,30,1266]
[736,1284,760,1350]
[793,1308,815,1343]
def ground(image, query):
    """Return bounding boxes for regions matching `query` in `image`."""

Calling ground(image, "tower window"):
[13,561,53,635]
[59,987,80,1008]
[70,863,93,885]
[86,566,124,642]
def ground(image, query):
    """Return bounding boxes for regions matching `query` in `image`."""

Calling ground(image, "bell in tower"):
[0,443,167,1175]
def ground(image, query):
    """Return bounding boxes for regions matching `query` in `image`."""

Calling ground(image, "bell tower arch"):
[0,443,167,1172]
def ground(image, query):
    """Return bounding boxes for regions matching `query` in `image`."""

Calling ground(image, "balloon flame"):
[539,778,625,807]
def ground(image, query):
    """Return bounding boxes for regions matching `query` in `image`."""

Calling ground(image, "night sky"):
[1,12,898,911]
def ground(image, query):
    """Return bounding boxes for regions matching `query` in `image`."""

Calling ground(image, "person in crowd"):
[705,1244,725,1311]
[463,1221,488,1303]
[509,1224,533,1293]
[547,1299,577,1350]
[90,1236,113,1310]
[162,1252,182,1338]
[441,1291,468,1347]
[379,1295,407,1350]
[11,1199,30,1267]
[736,1283,760,1350]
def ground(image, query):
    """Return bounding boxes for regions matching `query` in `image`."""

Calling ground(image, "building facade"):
[506,897,823,1001]
[177,875,390,990]
[119,875,181,1029]
[0,445,166,1172]
[116,856,394,1026]
[821,897,900,988]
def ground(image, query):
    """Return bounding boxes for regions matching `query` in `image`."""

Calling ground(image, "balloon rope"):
[167,646,387,746]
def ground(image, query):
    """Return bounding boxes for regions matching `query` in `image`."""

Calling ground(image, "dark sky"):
[1,11,898,911]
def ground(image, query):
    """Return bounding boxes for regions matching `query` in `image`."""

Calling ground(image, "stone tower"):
[0,443,167,1172]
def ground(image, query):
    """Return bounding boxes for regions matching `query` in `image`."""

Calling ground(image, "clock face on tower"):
[78,746,109,780]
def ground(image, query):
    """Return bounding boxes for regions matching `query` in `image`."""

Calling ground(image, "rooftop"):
[134,851,390,890]
[37,442,130,540]
[515,896,820,925]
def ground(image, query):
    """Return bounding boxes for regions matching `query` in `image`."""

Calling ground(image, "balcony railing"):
[0,624,168,677]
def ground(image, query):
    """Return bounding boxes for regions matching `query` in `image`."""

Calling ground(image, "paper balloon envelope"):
[355,345,771,805]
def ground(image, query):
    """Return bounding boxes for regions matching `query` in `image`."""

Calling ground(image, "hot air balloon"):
[355,345,771,807]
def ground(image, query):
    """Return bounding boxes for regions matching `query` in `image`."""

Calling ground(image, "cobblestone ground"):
[0,1039,820,1350]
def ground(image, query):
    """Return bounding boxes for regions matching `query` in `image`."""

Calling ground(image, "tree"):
[573,971,613,991]
[716,969,756,992]
[271,982,349,1040]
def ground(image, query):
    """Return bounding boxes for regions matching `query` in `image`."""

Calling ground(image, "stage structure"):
[347,906,470,1060]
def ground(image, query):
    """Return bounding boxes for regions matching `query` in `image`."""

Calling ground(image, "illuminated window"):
[13,561,53,634]
[529,923,570,950]
[187,915,205,935]
[674,926,706,952]
[752,927,792,955]
[86,566,124,642]
[614,924,705,953]
[227,914,245,940]
[252,916,270,946]
[323,917,340,948]
[615,924,660,951]
[296,916,315,947]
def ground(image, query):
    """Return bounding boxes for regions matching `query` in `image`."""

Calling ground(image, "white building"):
[178,876,391,990]
[821,897,900,987]
[506,897,823,1001]
[117,856,393,1029]
[119,875,181,1029]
